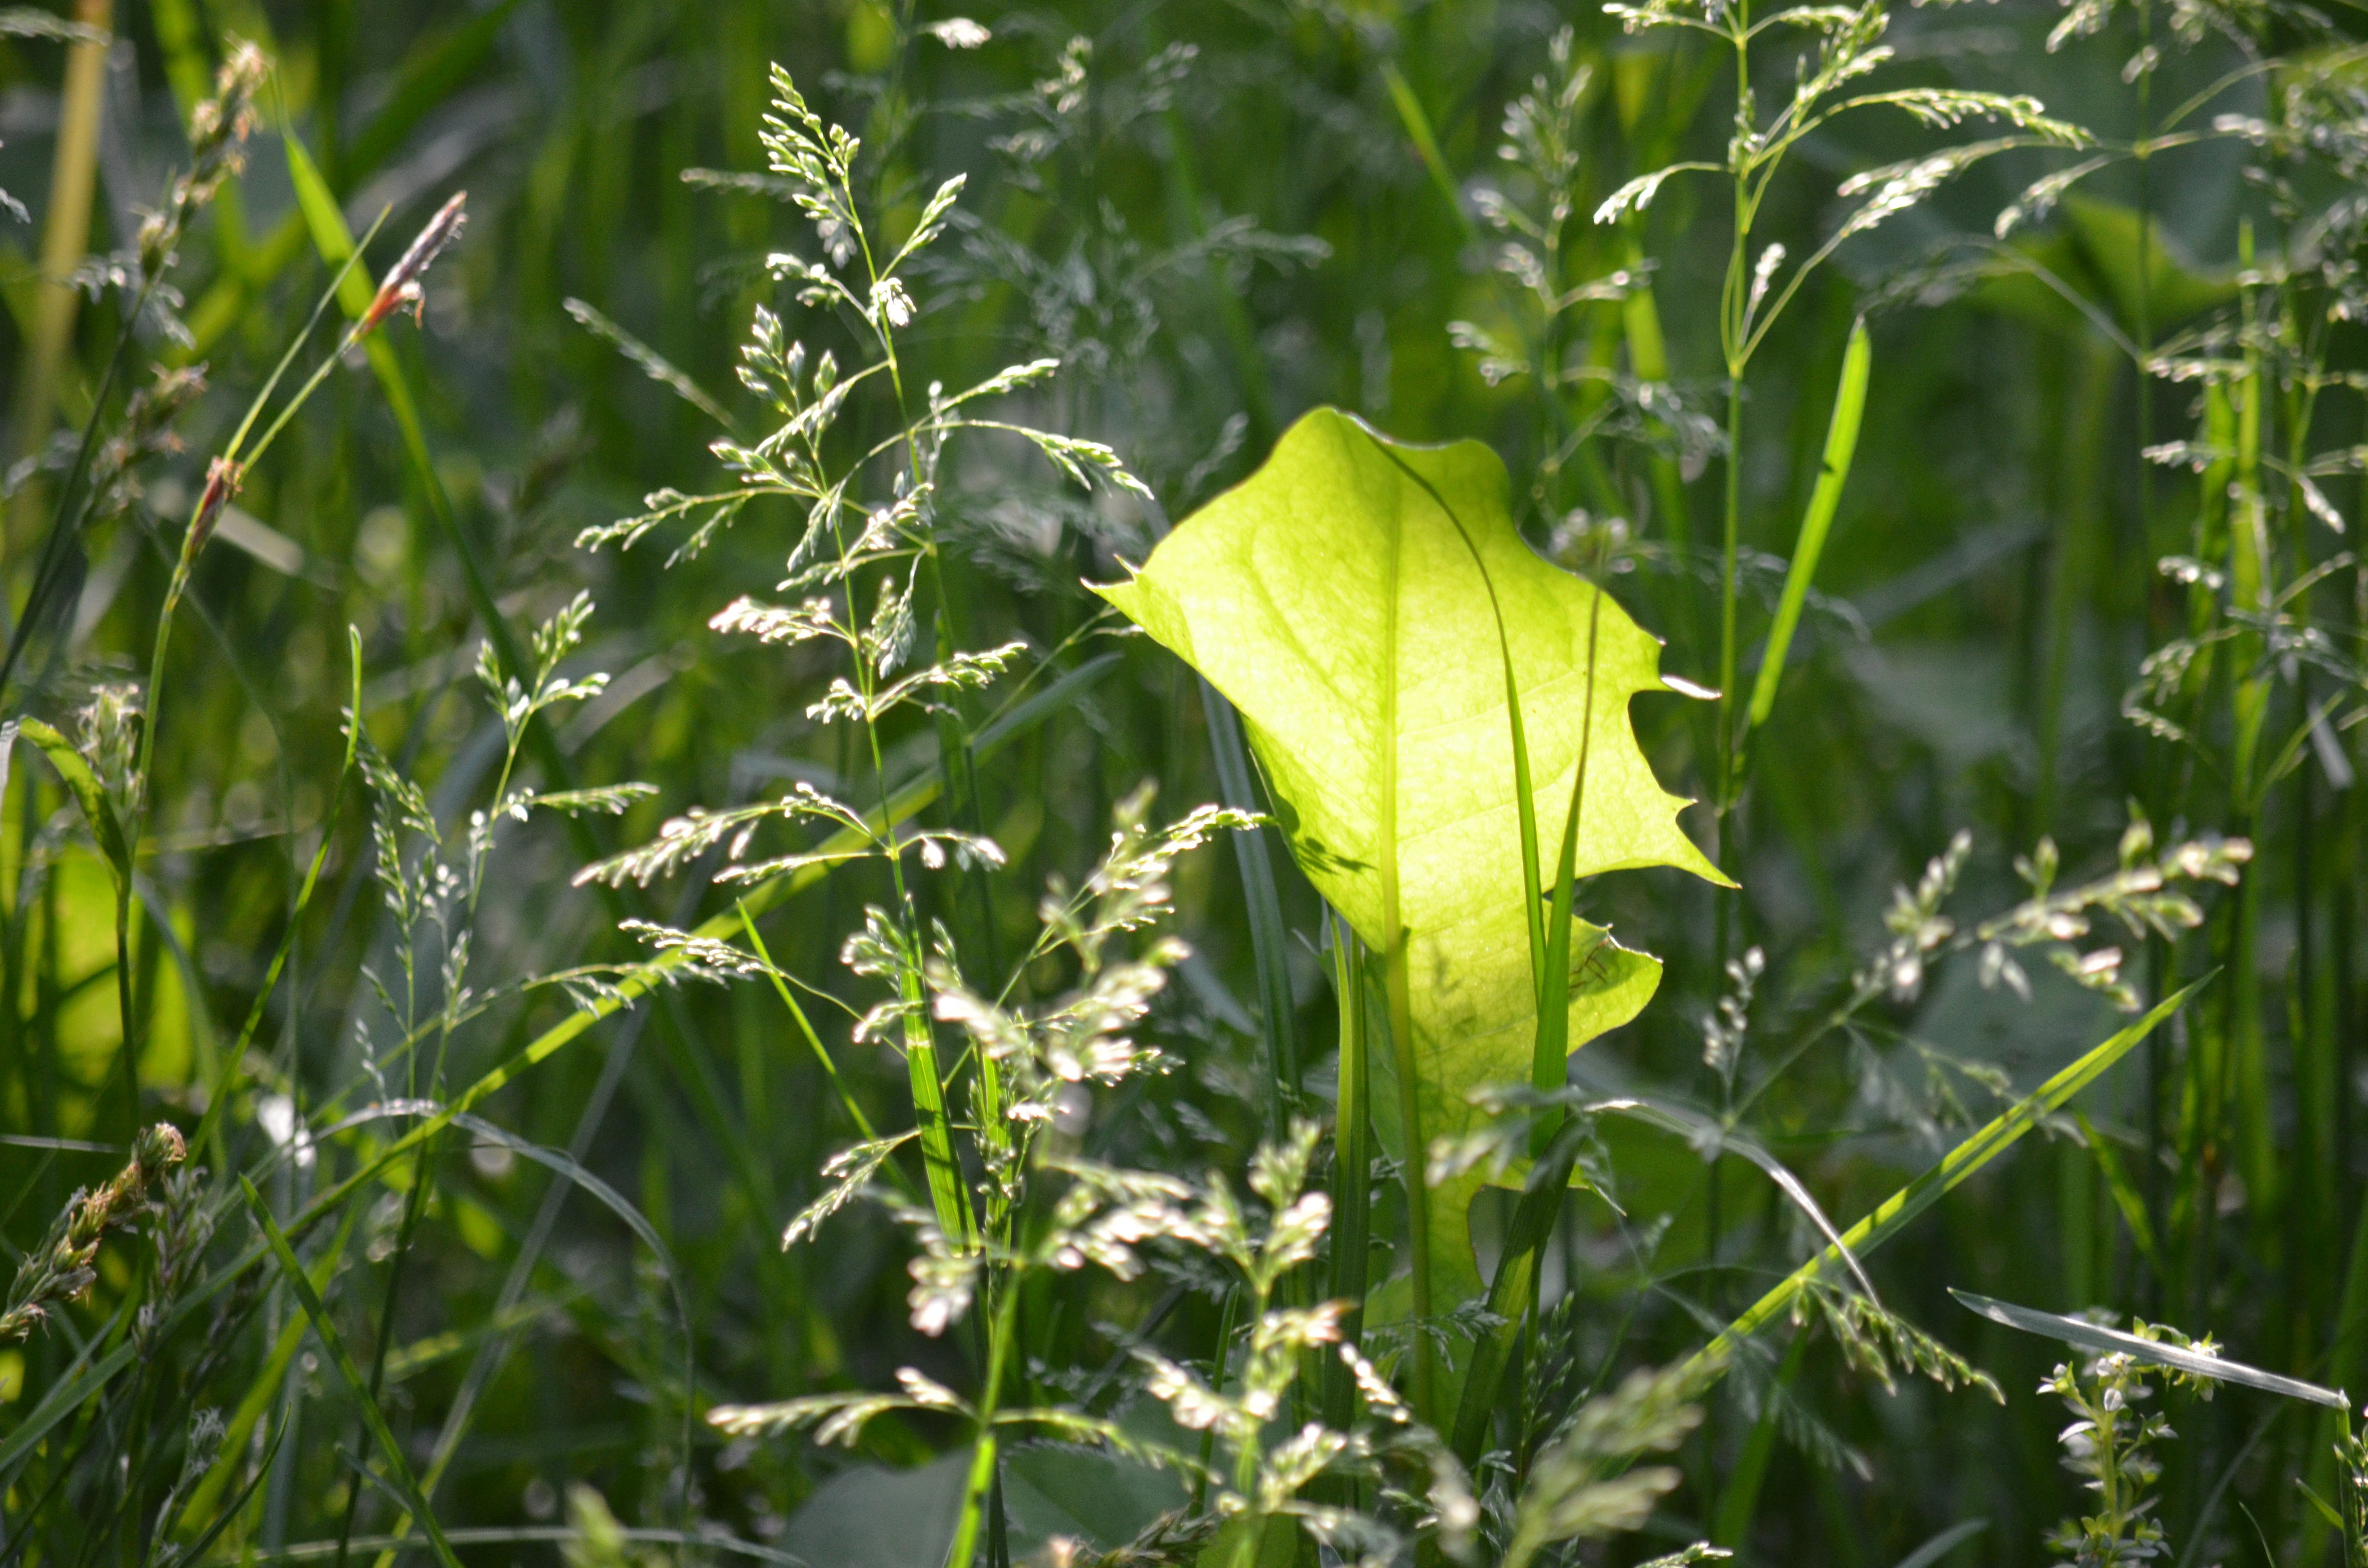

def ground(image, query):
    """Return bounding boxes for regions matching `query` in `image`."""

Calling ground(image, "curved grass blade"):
[1608,1099,1875,1298]
[1950,1290,2347,1408]
[1381,63,1480,247]
[448,1113,690,1359]
[1451,1090,1874,1463]
[564,296,736,430]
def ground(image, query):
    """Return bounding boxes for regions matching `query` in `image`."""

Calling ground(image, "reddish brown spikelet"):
[360,191,469,337]
[186,455,245,560]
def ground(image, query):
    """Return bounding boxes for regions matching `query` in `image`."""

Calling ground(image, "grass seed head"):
[361,192,469,338]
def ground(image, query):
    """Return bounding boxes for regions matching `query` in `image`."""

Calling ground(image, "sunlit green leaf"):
[1097,408,1724,1317]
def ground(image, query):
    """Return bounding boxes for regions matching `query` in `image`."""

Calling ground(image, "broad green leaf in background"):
[1097,408,1725,1332]
[2060,195,2238,333]
[1976,196,2234,345]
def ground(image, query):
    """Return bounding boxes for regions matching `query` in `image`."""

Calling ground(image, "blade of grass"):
[1205,686,1300,1133]
[1952,1290,2346,1407]
[1890,1519,1990,1568]
[175,1201,362,1530]
[1690,980,2205,1377]
[236,1178,466,1568]
[737,902,898,1154]
[444,1117,691,1330]
[1381,62,1479,248]
[1320,912,1373,1435]
[1713,1328,1808,1546]
[1743,317,1871,736]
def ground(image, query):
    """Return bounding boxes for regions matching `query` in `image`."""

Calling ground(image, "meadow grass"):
[0,2,2364,1566]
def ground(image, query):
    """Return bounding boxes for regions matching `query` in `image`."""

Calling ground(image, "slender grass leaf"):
[446,1112,689,1353]
[1746,317,1870,733]
[236,1179,467,1568]
[1950,1290,2347,1408]
[178,1203,365,1528]
[1712,1331,1807,1546]
[2297,1482,2347,1535]
[1695,980,2205,1374]
[1204,677,1298,1131]
[564,297,736,430]
[1381,64,1479,246]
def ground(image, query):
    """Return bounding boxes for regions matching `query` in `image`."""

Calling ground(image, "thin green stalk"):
[1202,685,1300,1136]
[737,904,886,1147]
[110,891,133,1148]
[239,1181,466,1568]
[943,1279,1023,1568]
[1714,0,1754,847]
[1320,913,1371,1437]
[1452,570,1604,1464]
[1193,1285,1240,1517]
